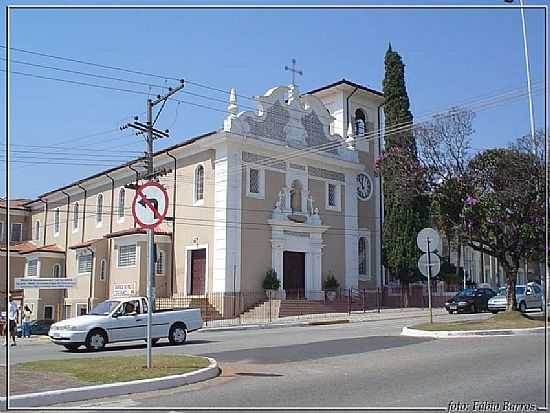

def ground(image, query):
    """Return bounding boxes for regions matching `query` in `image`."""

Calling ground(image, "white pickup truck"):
[49,296,202,351]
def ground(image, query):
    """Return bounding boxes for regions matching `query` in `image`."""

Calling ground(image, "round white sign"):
[418,253,441,277]
[132,182,169,229]
[416,228,441,253]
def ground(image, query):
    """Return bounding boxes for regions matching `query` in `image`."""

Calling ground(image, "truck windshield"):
[90,300,121,316]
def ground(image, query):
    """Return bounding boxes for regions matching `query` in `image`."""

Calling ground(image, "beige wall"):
[170,151,215,295]
[240,169,285,292]
[309,179,346,287]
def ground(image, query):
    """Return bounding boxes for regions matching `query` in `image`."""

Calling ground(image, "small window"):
[0,222,4,242]
[78,253,93,274]
[325,182,340,210]
[73,202,79,230]
[96,194,103,224]
[27,259,38,277]
[156,250,165,275]
[118,244,137,267]
[44,305,54,320]
[328,184,336,207]
[194,165,204,203]
[34,220,40,241]
[118,188,125,220]
[99,259,107,281]
[250,169,260,193]
[358,237,368,277]
[11,223,22,242]
[52,264,61,278]
[54,208,60,235]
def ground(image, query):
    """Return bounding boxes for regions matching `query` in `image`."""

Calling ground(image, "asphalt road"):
[2,311,547,411]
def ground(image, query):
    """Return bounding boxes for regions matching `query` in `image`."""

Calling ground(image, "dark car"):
[17,319,55,337]
[445,288,496,314]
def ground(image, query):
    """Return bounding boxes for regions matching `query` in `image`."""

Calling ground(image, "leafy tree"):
[462,149,544,311]
[380,44,429,305]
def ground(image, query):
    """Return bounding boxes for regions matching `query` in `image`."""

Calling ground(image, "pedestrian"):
[22,305,32,339]
[7,296,18,346]
[0,311,5,346]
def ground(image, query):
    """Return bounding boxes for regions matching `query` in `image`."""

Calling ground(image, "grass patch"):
[18,355,211,385]
[412,311,545,331]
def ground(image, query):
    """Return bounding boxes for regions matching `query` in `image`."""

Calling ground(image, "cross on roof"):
[284,58,303,87]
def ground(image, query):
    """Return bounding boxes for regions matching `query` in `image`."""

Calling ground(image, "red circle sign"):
[131,181,169,229]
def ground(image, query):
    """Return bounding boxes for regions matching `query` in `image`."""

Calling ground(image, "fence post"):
[363,288,366,313]
[377,288,381,313]
[348,288,351,315]
[269,290,272,323]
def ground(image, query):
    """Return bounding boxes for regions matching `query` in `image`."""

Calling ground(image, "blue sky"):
[3,2,547,199]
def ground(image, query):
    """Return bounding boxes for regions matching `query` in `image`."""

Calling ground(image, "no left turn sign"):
[132,181,169,229]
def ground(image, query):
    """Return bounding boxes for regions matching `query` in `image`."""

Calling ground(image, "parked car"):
[48,296,203,351]
[445,288,496,314]
[16,319,55,337]
[488,283,544,313]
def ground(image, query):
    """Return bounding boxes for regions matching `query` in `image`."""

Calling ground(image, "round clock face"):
[356,173,373,201]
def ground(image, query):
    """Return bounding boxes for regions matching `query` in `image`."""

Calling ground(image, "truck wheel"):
[168,323,187,345]
[519,301,527,313]
[63,343,81,352]
[86,329,107,351]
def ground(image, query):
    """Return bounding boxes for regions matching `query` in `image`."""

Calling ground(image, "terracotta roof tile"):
[0,198,32,210]
[69,239,103,250]
[19,244,65,255]
[0,241,37,253]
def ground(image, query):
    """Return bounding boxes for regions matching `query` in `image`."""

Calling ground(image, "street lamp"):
[504,0,536,155]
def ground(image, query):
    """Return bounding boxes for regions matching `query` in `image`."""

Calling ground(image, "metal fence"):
[155,286,455,328]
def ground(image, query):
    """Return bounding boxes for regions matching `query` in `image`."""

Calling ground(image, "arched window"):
[52,264,61,278]
[73,202,79,230]
[358,236,368,278]
[156,250,165,275]
[99,259,107,281]
[54,208,60,235]
[290,180,303,212]
[354,109,366,136]
[34,220,40,241]
[194,165,204,203]
[118,188,125,219]
[96,194,103,224]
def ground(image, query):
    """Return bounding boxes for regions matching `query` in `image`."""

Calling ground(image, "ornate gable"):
[224,84,357,162]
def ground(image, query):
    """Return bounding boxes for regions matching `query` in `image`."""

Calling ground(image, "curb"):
[4,357,220,408]
[401,326,546,338]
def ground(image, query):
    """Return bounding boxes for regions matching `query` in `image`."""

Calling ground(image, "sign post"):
[417,228,441,324]
[132,181,168,369]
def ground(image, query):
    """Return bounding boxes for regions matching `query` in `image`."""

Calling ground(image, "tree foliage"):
[462,148,544,310]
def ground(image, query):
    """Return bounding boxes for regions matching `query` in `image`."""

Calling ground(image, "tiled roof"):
[0,241,37,253]
[104,228,172,239]
[19,244,65,255]
[0,199,32,210]
[69,239,103,250]
[307,79,384,97]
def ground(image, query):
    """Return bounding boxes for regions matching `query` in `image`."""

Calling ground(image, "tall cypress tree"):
[382,44,429,300]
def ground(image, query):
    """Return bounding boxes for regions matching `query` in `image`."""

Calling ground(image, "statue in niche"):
[307,191,314,216]
[290,180,303,213]
[277,188,287,211]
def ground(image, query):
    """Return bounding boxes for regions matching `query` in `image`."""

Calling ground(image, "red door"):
[191,249,206,295]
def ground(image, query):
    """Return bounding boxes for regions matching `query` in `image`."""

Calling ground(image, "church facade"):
[3,79,384,320]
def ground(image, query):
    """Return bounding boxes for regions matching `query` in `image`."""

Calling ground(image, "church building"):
[2,78,384,319]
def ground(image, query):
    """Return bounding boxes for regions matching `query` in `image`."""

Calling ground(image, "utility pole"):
[122,79,184,368]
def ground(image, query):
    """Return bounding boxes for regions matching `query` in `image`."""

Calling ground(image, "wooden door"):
[283,251,305,298]
[191,249,206,295]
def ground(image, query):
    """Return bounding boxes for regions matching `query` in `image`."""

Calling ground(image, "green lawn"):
[412,311,545,331]
[18,355,211,384]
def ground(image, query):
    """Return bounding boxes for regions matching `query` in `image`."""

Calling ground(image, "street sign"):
[418,253,441,278]
[416,228,441,253]
[132,181,169,229]
[15,277,77,289]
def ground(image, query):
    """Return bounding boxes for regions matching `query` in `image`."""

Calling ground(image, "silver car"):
[487,283,544,313]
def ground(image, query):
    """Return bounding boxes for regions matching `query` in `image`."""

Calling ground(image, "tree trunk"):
[401,282,409,308]
[505,270,517,312]
[456,235,463,279]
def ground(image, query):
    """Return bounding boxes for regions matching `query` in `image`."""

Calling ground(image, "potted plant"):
[263,269,281,299]
[323,272,340,302]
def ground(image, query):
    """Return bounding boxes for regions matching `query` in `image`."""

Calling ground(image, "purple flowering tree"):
[463,148,544,311]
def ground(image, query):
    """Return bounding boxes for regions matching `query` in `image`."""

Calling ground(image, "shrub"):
[262,269,280,290]
[323,273,340,291]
